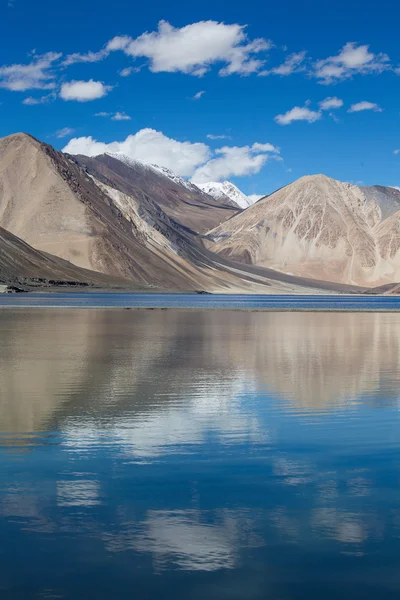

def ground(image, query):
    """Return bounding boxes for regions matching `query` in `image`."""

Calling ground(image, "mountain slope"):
[0,226,131,288]
[73,152,240,233]
[206,174,400,286]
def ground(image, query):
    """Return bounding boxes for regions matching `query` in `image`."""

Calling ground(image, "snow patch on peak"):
[196,181,262,209]
[149,164,200,192]
[104,152,150,170]
[103,152,200,193]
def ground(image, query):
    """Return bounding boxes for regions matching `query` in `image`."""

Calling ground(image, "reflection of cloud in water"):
[134,510,237,571]
[103,509,264,572]
[63,375,266,459]
[57,480,100,507]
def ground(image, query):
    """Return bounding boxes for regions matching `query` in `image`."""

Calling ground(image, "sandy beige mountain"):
[0,225,133,289]
[207,174,400,286]
[1,132,353,293]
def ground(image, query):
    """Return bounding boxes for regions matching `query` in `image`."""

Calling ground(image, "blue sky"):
[1,0,399,195]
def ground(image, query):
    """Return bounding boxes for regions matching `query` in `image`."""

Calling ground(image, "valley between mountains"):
[1,132,399,294]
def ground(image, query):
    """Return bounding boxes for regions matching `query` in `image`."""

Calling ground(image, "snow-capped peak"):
[102,153,265,208]
[104,152,199,192]
[149,164,200,192]
[196,181,263,209]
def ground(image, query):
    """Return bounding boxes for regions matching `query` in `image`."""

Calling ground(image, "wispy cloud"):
[0,52,61,91]
[95,111,131,120]
[319,96,343,110]
[56,127,75,139]
[206,134,232,140]
[394,149,400,155]
[63,49,109,67]
[22,92,55,105]
[314,42,390,84]
[259,51,307,76]
[347,101,382,112]
[112,111,131,120]
[275,104,321,125]
[192,90,205,100]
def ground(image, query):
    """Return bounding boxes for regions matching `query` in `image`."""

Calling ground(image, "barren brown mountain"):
[0,225,132,289]
[207,174,400,286]
[2,132,350,293]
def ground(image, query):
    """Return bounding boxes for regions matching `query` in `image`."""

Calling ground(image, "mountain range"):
[0,131,399,294]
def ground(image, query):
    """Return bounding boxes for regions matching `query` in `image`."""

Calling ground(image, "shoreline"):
[1,306,400,313]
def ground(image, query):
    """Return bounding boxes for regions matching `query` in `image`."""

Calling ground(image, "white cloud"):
[314,42,390,84]
[120,67,133,77]
[275,105,321,125]
[107,20,271,76]
[259,51,307,76]
[63,128,211,177]
[206,134,232,140]
[106,36,132,51]
[192,90,205,100]
[22,92,55,105]
[63,129,279,183]
[63,49,109,66]
[112,111,131,121]
[60,79,112,102]
[56,127,75,138]
[94,111,131,120]
[191,142,279,183]
[347,101,383,113]
[393,149,400,155]
[0,52,61,91]
[319,96,343,110]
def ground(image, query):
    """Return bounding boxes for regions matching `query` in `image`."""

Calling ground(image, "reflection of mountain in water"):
[1,310,400,440]
[2,310,400,589]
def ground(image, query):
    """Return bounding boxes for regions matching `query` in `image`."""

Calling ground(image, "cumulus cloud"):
[56,127,75,138]
[107,20,271,76]
[192,90,205,100]
[275,105,321,125]
[60,79,112,102]
[191,142,279,183]
[62,129,278,183]
[393,149,400,155]
[0,52,61,91]
[319,96,343,110]
[206,134,232,140]
[314,42,390,84]
[259,51,307,76]
[63,128,211,177]
[347,101,382,112]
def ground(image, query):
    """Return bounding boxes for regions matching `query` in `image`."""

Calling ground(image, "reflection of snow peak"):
[62,374,265,459]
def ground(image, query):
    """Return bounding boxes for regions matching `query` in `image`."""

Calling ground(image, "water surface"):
[1,309,400,599]
[1,291,400,310]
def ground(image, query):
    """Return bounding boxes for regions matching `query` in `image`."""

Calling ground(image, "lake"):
[1,308,400,599]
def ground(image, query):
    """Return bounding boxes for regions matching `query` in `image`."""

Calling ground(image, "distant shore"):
[0,292,399,312]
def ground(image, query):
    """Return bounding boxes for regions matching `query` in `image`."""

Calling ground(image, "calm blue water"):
[0,292,400,310]
[1,309,400,599]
